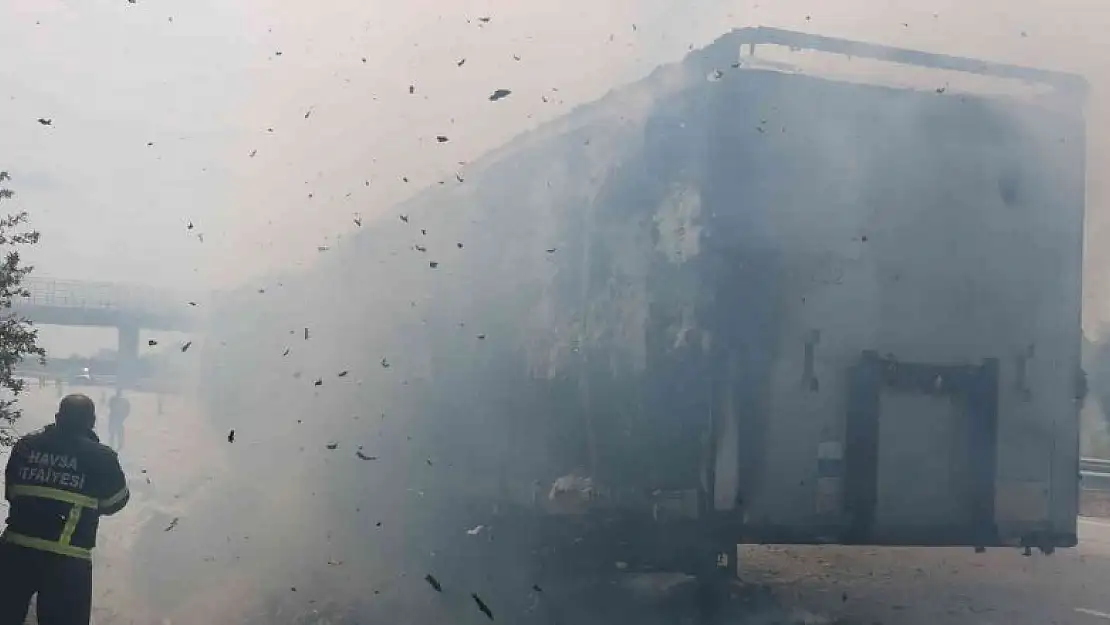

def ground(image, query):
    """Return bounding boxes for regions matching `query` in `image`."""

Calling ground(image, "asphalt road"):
[280,517,1110,625]
[11,385,1110,624]
[719,518,1110,625]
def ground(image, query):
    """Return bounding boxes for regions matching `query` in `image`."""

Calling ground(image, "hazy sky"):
[4,0,1110,321]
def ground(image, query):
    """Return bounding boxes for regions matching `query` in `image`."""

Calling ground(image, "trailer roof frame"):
[700,27,1088,99]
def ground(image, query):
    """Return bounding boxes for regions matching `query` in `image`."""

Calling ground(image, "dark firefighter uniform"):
[0,394,129,625]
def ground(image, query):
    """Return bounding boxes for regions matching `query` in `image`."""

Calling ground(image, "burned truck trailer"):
[670,31,1089,554]
[395,27,1089,564]
[200,28,1089,582]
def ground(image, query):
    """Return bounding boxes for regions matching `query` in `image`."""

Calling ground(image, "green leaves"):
[0,171,45,446]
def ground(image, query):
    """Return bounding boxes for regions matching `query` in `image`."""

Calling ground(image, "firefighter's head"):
[56,393,96,432]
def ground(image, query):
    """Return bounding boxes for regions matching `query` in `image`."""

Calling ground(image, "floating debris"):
[354,213,362,227]
[477,16,491,23]
[314,378,323,387]
[532,584,543,593]
[477,334,486,340]
[424,574,443,592]
[164,517,180,532]
[489,89,512,101]
[37,118,52,126]
[304,327,310,340]
[400,214,409,223]
[148,339,158,346]
[380,358,391,368]
[282,348,290,356]
[429,261,439,269]
[467,525,485,536]
[338,370,349,377]
[227,430,235,443]
[472,593,494,620]
[457,242,464,249]
[326,442,339,450]
[409,84,415,94]
[181,341,192,353]
[457,58,467,67]
[355,450,377,461]
[436,135,449,143]
[545,248,557,254]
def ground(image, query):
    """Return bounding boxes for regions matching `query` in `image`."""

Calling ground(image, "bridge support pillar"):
[117,321,139,391]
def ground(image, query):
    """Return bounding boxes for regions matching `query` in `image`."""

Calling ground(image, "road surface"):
[7,386,1110,624]
[520,519,1110,625]
[715,518,1110,624]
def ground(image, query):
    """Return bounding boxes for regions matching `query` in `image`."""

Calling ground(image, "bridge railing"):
[12,278,176,317]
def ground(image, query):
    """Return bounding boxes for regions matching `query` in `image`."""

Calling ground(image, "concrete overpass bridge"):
[10,277,200,388]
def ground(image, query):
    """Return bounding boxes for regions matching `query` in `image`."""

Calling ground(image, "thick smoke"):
[120,29,1087,625]
[7,0,1110,622]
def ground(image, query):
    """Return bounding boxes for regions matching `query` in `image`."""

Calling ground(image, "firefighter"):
[0,394,129,625]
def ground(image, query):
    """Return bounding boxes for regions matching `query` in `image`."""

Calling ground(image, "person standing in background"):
[106,389,131,452]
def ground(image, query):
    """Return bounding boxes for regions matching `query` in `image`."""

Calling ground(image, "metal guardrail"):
[1082,457,1110,473]
[1082,457,1110,492]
